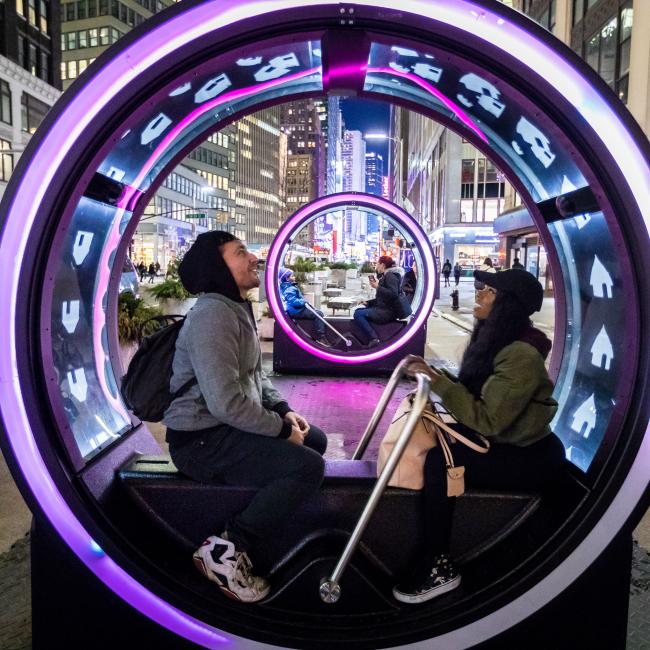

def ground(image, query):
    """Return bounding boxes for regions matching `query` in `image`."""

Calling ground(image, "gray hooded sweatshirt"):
[163,293,289,435]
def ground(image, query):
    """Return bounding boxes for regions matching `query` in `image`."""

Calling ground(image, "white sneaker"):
[192,534,270,603]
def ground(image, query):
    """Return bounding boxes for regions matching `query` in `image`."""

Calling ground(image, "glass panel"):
[0,81,11,125]
[620,4,633,41]
[599,17,617,88]
[619,39,631,77]
[50,197,132,460]
[549,212,626,472]
[76,0,86,20]
[586,32,600,72]
[573,0,585,25]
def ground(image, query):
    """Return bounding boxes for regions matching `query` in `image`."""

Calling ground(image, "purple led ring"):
[265,193,436,364]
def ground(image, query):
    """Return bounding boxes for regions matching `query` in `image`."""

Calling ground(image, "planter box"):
[160,297,197,316]
[259,317,275,340]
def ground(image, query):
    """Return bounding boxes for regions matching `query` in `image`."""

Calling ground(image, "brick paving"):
[0,534,31,650]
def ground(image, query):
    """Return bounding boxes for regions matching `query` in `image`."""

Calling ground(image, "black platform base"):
[272,318,427,375]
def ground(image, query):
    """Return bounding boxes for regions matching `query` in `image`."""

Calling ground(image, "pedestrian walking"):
[453,262,461,286]
[442,259,452,287]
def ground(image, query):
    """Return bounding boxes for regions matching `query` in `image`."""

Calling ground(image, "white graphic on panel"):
[590,325,613,370]
[67,368,88,402]
[140,113,173,145]
[571,394,597,439]
[561,175,577,193]
[590,256,614,298]
[72,231,93,265]
[312,48,322,57]
[575,214,591,229]
[62,301,80,334]
[512,141,524,155]
[514,117,556,168]
[169,83,191,97]
[106,167,126,182]
[194,73,232,103]
[391,46,418,57]
[389,61,410,74]
[457,73,505,118]
[254,53,300,81]
[237,57,263,66]
[412,62,442,83]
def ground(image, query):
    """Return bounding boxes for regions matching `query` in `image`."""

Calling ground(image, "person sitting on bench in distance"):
[393,268,565,605]
[353,255,406,348]
[279,268,331,347]
[163,231,327,603]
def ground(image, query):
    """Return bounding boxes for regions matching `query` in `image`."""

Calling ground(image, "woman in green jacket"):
[393,269,566,605]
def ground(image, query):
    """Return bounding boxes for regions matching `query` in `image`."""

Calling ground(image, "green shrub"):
[360,261,375,273]
[117,292,163,343]
[328,261,358,270]
[148,278,192,302]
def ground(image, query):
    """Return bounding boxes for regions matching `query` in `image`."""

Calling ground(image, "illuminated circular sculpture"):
[0,0,648,648]
[266,192,435,364]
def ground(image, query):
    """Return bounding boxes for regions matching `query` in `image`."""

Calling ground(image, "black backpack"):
[120,315,197,422]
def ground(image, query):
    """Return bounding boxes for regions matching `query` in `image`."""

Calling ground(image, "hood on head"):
[178,231,243,302]
[519,326,553,360]
[385,266,405,278]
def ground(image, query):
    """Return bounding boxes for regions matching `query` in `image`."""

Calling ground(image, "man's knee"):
[297,449,325,487]
[353,310,364,322]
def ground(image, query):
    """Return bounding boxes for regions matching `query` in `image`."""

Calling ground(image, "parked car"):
[119,258,140,298]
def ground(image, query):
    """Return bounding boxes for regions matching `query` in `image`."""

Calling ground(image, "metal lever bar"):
[319,372,431,604]
[304,303,353,346]
[352,356,410,460]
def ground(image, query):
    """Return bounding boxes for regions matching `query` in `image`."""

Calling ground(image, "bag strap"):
[422,417,456,468]
[172,376,198,400]
[421,410,490,453]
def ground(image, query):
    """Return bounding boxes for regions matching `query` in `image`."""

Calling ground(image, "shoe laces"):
[234,550,254,582]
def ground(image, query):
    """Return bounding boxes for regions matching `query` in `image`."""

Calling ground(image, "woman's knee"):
[297,448,325,487]
[305,426,327,455]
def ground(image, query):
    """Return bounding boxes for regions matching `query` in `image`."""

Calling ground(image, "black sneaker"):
[393,554,461,604]
[367,338,381,348]
[315,337,332,348]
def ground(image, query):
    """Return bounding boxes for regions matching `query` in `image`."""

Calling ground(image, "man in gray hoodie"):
[163,231,326,603]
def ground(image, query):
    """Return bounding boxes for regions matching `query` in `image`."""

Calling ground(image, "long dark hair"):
[458,291,531,398]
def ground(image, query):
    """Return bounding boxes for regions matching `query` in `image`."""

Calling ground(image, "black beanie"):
[178,231,243,301]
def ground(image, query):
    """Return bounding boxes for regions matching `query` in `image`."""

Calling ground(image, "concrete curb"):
[432,307,474,333]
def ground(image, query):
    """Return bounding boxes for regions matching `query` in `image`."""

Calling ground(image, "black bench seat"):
[117,454,541,577]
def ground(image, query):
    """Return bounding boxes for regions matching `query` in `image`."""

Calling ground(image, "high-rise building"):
[59,0,169,89]
[280,99,325,212]
[234,107,286,246]
[1,0,61,88]
[365,151,385,236]
[1,0,62,200]
[341,129,366,249]
[365,151,384,196]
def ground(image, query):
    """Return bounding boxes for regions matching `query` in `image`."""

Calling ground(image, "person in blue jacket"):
[279,268,331,347]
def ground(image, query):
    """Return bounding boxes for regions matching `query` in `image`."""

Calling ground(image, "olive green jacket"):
[434,340,558,447]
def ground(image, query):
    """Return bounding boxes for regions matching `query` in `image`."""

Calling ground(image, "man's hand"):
[287,425,305,445]
[285,411,310,433]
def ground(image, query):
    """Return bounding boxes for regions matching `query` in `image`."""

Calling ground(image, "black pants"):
[423,431,566,561]
[168,424,327,553]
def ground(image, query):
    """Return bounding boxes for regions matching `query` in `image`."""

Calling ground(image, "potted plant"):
[148,278,196,315]
[259,304,275,340]
[117,291,163,367]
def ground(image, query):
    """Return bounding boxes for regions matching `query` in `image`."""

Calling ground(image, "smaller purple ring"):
[265,193,436,364]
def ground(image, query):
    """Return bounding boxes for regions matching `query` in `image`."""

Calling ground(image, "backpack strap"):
[171,376,198,400]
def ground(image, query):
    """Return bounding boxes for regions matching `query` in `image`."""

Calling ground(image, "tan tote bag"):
[377,394,490,496]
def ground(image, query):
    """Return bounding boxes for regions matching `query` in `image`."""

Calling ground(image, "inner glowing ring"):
[265,193,436,363]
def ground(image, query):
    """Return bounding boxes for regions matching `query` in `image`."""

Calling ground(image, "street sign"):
[186,212,206,219]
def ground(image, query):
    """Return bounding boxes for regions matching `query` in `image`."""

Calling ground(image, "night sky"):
[340,97,391,163]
